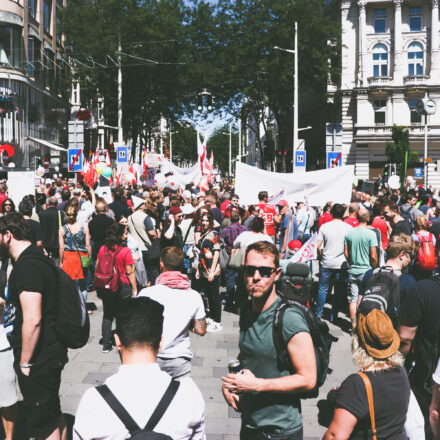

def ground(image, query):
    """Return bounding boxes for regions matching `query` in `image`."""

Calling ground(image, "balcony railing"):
[403,75,429,86]
[367,76,393,86]
[355,124,440,137]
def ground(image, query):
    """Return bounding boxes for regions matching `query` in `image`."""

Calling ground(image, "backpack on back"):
[274,263,333,399]
[415,233,437,271]
[23,254,90,349]
[96,379,180,440]
[94,246,122,292]
[358,267,400,327]
[400,206,413,226]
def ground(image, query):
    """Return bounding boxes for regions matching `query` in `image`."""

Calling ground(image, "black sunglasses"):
[244,265,277,278]
[4,204,12,207]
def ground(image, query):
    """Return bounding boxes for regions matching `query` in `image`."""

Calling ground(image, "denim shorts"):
[347,272,366,304]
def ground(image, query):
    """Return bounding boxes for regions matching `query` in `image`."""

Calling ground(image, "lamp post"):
[274,21,298,172]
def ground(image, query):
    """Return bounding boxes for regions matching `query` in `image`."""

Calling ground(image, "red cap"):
[278,200,288,207]
[288,240,302,251]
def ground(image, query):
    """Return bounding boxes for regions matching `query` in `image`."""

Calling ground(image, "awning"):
[27,137,67,152]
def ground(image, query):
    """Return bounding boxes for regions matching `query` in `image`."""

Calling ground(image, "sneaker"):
[102,346,113,353]
[206,318,214,325]
[207,322,223,333]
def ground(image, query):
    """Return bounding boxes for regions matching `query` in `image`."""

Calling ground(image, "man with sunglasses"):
[222,241,316,440]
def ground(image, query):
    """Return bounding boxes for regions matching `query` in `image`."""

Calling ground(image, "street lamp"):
[274,21,298,172]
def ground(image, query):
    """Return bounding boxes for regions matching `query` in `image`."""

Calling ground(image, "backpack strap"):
[273,301,289,371]
[144,379,180,430]
[358,372,377,440]
[96,385,141,435]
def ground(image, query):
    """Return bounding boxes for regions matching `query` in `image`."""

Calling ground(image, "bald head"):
[48,196,58,207]
[348,202,360,215]
[357,207,370,224]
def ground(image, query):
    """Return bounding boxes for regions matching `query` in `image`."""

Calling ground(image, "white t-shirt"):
[233,231,273,248]
[73,363,205,440]
[317,220,353,269]
[138,284,205,359]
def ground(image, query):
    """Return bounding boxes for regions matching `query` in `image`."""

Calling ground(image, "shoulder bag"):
[68,226,92,269]
[358,371,377,440]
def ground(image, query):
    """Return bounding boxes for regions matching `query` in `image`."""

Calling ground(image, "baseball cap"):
[288,240,302,251]
[278,200,288,207]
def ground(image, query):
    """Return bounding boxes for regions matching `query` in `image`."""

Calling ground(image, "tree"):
[385,125,419,187]
[207,125,239,174]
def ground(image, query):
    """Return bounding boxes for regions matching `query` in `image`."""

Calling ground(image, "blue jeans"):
[315,267,347,318]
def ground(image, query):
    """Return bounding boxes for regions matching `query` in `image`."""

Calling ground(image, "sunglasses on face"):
[4,204,11,207]
[244,265,277,278]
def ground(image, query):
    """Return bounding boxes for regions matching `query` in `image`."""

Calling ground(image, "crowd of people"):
[1,175,440,439]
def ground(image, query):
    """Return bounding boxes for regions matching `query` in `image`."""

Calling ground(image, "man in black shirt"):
[109,188,131,221]
[161,206,184,249]
[383,201,412,236]
[0,212,68,440]
[38,196,65,263]
[89,200,114,260]
[399,278,440,437]
[18,198,43,249]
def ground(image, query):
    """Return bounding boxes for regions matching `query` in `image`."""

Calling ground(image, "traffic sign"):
[414,167,423,178]
[295,151,306,172]
[68,148,83,172]
[43,157,50,169]
[425,158,432,163]
[327,151,343,169]
[117,146,128,163]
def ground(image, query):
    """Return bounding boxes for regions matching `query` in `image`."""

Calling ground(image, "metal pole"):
[229,124,232,176]
[170,127,173,163]
[293,21,298,172]
[117,36,123,146]
[238,119,242,162]
[424,114,428,188]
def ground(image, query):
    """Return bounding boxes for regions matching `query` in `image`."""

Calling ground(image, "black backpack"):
[357,267,400,328]
[22,253,90,349]
[96,380,180,439]
[400,206,413,227]
[274,263,334,399]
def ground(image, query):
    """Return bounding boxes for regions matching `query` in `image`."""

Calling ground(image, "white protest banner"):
[235,162,354,206]
[8,171,35,208]
[95,186,112,204]
[160,158,203,186]
[288,234,318,263]
[268,187,287,205]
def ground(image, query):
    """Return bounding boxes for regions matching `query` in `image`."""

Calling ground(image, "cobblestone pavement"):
[54,290,355,440]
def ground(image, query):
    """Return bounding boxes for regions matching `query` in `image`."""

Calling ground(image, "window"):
[27,38,41,77]
[0,26,23,69]
[408,42,423,75]
[373,44,388,76]
[56,14,61,45]
[43,0,51,33]
[409,6,422,32]
[43,49,54,89]
[374,100,386,124]
[374,9,387,33]
[28,0,37,19]
[409,99,422,123]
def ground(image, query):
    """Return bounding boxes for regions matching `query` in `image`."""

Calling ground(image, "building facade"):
[0,0,69,168]
[329,0,440,186]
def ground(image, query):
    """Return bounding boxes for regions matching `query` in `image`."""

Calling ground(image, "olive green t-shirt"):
[239,295,310,434]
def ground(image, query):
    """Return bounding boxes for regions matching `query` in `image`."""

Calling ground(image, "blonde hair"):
[414,215,427,232]
[351,334,404,373]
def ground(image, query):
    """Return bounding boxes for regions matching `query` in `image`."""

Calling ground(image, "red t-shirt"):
[97,245,134,285]
[257,203,277,236]
[318,212,333,231]
[344,217,359,228]
[371,217,389,250]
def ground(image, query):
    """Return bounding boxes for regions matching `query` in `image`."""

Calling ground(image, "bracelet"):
[20,363,34,368]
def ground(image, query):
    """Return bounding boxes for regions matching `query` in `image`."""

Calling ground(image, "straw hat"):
[357,309,400,360]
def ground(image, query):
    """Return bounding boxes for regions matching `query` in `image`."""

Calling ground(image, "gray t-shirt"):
[317,220,352,269]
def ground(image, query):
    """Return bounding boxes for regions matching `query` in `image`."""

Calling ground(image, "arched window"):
[373,44,388,76]
[408,42,423,75]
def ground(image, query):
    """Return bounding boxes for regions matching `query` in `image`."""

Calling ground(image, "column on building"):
[393,0,403,84]
[386,94,393,125]
[431,0,439,81]
[357,1,367,86]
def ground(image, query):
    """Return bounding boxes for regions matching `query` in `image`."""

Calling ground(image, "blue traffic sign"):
[414,167,423,178]
[295,151,306,168]
[68,148,83,172]
[327,151,342,169]
[117,146,128,163]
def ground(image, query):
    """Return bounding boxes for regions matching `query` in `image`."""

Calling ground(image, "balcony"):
[355,124,440,141]
[403,75,429,90]
[367,76,393,86]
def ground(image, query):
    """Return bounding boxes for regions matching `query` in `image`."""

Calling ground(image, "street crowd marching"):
[3,169,440,440]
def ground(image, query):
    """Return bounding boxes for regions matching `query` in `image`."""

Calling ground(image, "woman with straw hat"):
[323,309,410,440]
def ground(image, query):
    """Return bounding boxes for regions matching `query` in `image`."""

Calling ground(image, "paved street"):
[54,290,355,440]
